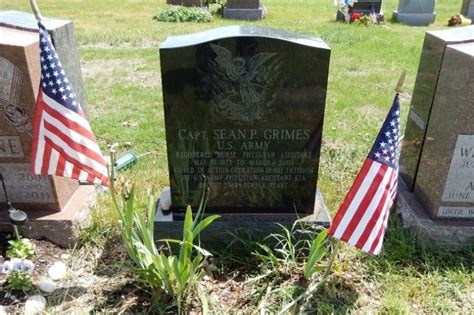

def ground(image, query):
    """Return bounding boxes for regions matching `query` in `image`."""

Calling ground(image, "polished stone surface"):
[226,0,259,9]
[155,187,331,248]
[414,43,474,220]
[352,0,382,13]
[160,26,330,216]
[0,26,79,213]
[0,11,87,113]
[461,0,474,19]
[223,0,264,20]
[400,26,474,192]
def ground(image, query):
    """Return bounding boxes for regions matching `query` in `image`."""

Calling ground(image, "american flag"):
[328,94,400,255]
[31,22,109,186]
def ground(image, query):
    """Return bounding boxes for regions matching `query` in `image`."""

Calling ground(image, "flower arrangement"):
[334,0,379,26]
[334,0,357,23]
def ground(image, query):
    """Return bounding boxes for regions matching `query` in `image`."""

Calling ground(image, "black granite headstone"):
[160,26,330,218]
[0,11,87,113]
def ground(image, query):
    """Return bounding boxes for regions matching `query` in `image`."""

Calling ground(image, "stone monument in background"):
[223,0,266,20]
[0,14,94,247]
[157,26,331,240]
[336,0,384,22]
[166,0,202,7]
[398,26,474,248]
[392,0,436,26]
[461,0,474,20]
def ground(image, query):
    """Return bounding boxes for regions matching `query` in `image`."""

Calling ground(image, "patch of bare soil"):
[0,234,69,312]
[81,58,161,88]
[82,40,161,50]
[0,234,149,314]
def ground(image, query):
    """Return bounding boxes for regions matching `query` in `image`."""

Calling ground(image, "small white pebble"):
[38,278,56,293]
[60,254,70,260]
[24,295,46,315]
[48,261,67,281]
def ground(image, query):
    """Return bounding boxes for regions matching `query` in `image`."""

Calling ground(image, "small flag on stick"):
[31,23,109,186]
[328,94,401,255]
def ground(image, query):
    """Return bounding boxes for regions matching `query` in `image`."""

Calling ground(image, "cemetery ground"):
[1,0,473,313]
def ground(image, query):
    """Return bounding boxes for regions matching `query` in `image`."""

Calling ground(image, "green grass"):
[3,0,473,313]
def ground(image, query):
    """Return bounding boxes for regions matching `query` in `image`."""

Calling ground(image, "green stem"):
[277,238,341,314]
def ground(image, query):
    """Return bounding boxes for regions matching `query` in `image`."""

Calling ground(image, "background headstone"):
[398,26,474,248]
[166,0,202,7]
[0,25,95,247]
[0,11,87,114]
[160,26,330,221]
[223,0,265,20]
[392,0,436,26]
[226,0,259,9]
[461,0,474,19]
[336,0,384,22]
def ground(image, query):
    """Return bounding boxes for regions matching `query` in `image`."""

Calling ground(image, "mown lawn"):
[2,0,473,313]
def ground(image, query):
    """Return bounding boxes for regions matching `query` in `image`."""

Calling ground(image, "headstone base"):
[396,177,474,250]
[223,4,266,20]
[392,11,436,26]
[155,188,331,249]
[0,185,97,248]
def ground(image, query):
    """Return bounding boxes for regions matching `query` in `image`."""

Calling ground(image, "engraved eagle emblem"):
[208,44,282,123]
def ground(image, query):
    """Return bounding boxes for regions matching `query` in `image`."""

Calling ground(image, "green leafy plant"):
[254,222,329,278]
[255,223,306,275]
[6,271,32,292]
[1,258,35,293]
[155,5,213,23]
[110,154,219,313]
[6,238,36,259]
[303,229,328,280]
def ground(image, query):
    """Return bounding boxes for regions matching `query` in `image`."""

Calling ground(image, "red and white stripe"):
[328,159,398,255]
[31,91,109,186]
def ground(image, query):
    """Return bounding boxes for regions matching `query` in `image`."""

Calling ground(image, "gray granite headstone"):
[0,11,87,113]
[398,27,474,248]
[159,26,330,227]
[461,0,474,20]
[223,0,265,20]
[392,0,436,26]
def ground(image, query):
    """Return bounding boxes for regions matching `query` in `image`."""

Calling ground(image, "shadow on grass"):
[365,213,474,274]
[302,275,359,314]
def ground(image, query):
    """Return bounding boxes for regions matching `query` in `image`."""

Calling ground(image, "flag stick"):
[395,71,406,93]
[277,237,341,314]
[29,0,43,22]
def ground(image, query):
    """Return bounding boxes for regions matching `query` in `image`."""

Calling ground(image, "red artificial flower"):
[351,12,361,21]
